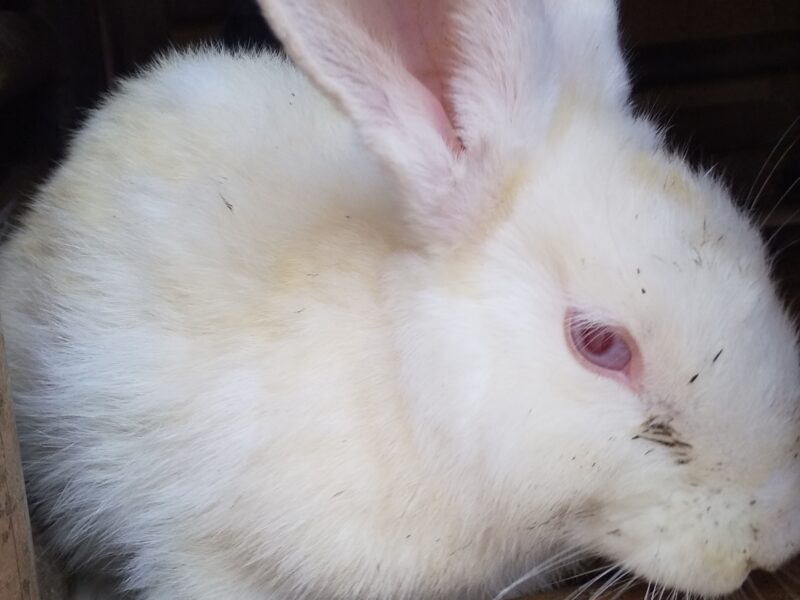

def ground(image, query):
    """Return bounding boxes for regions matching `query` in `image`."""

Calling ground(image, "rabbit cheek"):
[632,416,694,466]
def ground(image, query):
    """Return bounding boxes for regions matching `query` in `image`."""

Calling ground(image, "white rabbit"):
[1,0,798,599]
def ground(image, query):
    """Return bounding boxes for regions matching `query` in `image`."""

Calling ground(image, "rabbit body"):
[1,1,799,599]
[0,51,474,598]
[1,50,569,600]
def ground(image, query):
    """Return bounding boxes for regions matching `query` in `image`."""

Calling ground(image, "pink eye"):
[567,314,634,374]
[572,322,631,371]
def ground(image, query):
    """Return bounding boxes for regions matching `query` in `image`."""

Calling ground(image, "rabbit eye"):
[567,315,632,373]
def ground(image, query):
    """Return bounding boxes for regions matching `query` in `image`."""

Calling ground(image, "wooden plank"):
[0,331,39,599]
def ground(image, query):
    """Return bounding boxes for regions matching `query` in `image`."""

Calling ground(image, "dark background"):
[1,0,799,301]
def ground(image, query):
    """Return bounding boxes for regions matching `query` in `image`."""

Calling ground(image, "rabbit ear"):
[542,0,631,108]
[255,1,594,248]
[256,0,465,248]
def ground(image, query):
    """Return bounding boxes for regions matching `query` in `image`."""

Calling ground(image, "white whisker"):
[761,174,800,232]
[770,571,799,600]
[607,575,638,600]
[768,235,800,266]
[746,577,767,600]
[644,581,653,600]
[491,547,586,600]
[780,570,800,586]
[563,565,619,600]
[746,116,800,211]
[588,568,626,600]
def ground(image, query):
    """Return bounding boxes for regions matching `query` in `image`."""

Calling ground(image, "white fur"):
[0,1,798,599]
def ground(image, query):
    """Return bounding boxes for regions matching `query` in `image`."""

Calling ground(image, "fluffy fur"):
[0,1,798,599]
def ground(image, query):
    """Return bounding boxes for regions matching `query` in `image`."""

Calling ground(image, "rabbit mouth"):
[572,498,796,597]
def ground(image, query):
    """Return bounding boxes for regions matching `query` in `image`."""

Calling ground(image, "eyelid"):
[565,309,644,393]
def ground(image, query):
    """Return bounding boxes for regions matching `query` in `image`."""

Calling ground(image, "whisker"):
[768,233,800,264]
[770,571,799,600]
[650,583,663,600]
[576,566,616,597]
[746,577,767,600]
[648,581,658,600]
[782,563,800,577]
[607,575,638,600]
[563,566,620,600]
[764,203,800,250]
[550,563,618,587]
[588,568,627,600]
[734,586,750,600]
[777,568,800,587]
[491,547,587,600]
[534,548,591,579]
[760,173,800,231]
[751,135,800,216]
[746,116,800,211]
[643,581,653,600]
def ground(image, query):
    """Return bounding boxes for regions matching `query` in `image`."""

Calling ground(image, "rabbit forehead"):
[496,104,799,444]
[515,104,768,306]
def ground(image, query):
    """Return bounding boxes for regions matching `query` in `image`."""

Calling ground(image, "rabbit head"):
[256,0,800,595]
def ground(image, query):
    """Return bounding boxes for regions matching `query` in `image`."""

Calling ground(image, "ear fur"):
[257,0,629,249]
[542,0,631,107]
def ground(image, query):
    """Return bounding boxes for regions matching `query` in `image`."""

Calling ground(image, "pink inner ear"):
[357,0,462,151]
[407,78,463,151]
